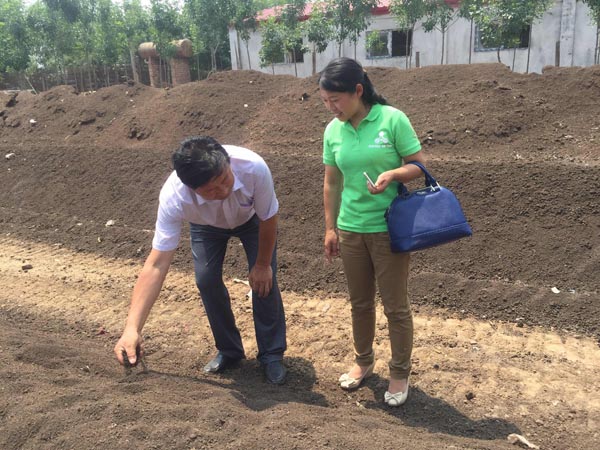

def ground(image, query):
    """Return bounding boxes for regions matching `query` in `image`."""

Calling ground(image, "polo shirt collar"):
[342,103,382,129]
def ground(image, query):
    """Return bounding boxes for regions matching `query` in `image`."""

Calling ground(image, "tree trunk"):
[512,47,517,71]
[293,49,298,77]
[405,29,409,69]
[271,63,275,75]
[312,44,316,75]
[409,25,415,68]
[441,28,445,65]
[159,56,163,88]
[497,48,501,64]
[235,32,242,69]
[211,48,218,72]
[246,42,252,70]
[87,58,93,91]
[80,66,85,91]
[129,48,140,83]
[595,26,599,65]
[526,25,533,73]
[469,20,473,64]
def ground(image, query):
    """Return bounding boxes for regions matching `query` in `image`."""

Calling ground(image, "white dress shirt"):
[152,145,279,251]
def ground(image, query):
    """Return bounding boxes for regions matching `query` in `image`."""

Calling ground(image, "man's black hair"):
[171,136,230,189]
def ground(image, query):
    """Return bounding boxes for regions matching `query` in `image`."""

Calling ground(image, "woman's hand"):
[368,170,394,195]
[324,229,339,262]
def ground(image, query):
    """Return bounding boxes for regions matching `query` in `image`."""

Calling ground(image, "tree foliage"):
[324,0,379,56]
[421,0,457,64]
[390,0,426,67]
[0,0,30,73]
[582,0,600,64]
[464,0,553,66]
[258,17,284,71]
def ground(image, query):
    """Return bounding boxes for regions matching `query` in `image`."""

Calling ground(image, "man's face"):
[194,165,234,200]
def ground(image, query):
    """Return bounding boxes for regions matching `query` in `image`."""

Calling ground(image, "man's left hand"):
[249,264,273,298]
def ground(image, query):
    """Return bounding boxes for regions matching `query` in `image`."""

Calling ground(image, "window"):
[367,29,412,59]
[475,24,530,52]
[284,38,305,64]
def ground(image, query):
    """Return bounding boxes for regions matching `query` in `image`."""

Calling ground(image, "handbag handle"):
[397,161,440,196]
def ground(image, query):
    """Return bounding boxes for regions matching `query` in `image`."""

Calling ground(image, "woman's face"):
[319,84,364,123]
[194,165,234,200]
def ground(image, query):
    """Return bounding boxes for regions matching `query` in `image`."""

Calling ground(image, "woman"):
[320,57,425,406]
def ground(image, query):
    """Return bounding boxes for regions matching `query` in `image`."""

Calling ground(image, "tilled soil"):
[1,63,599,449]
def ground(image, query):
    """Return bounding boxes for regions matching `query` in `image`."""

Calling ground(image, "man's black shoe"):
[263,360,287,385]
[203,352,242,373]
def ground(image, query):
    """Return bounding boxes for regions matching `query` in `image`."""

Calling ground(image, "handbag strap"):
[397,161,440,195]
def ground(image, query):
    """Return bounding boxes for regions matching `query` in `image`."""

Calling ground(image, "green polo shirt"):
[323,103,421,233]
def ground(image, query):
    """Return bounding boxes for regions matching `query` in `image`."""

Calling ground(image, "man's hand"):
[249,263,273,298]
[114,328,143,366]
[324,229,339,262]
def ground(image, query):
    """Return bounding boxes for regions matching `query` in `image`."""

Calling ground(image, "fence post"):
[415,51,420,68]
[555,41,560,67]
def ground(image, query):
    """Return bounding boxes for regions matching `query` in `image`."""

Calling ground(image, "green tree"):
[457,0,485,65]
[470,0,552,71]
[278,0,306,76]
[582,0,600,64]
[324,0,378,57]
[122,0,151,82]
[95,0,128,86]
[231,0,258,70]
[259,16,284,73]
[28,1,81,86]
[303,6,334,74]
[421,0,457,65]
[149,0,183,85]
[0,0,30,75]
[185,0,234,72]
[390,0,426,68]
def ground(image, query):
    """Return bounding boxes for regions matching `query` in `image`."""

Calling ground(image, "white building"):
[228,0,599,76]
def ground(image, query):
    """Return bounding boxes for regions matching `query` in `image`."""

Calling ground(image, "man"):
[114,136,287,384]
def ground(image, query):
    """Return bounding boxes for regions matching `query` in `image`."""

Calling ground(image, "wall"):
[228,0,598,77]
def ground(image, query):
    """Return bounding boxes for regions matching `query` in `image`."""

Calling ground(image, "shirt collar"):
[342,103,382,129]
[364,103,382,122]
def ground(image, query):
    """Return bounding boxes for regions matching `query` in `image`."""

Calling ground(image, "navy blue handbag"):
[385,161,472,253]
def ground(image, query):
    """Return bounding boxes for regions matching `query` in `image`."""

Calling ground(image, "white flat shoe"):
[384,381,409,407]
[338,362,375,390]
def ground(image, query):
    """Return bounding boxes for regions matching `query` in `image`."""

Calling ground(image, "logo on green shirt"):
[370,131,392,148]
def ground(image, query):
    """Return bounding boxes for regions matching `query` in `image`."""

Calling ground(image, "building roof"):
[256,0,461,22]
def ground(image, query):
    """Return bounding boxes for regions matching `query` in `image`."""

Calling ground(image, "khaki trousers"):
[338,230,413,379]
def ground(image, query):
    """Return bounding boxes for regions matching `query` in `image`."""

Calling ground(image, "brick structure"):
[170,39,193,86]
[138,39,193,88]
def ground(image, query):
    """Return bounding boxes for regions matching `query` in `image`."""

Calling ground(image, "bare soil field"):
[1,63,599,449]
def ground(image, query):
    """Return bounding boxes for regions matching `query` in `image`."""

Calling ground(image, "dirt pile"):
[1,62,600,450]
[2,63,599,337]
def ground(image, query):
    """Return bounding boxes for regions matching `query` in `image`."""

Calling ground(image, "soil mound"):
[1,63,599,338]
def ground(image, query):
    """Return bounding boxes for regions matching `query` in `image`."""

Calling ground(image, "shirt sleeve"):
[152,194,184,252]
[322,122,337,166]
[252,160,279,221]
[393,110,422,157]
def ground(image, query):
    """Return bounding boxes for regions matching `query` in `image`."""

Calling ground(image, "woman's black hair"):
[318,57,389,106]
[171,136,230,189]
